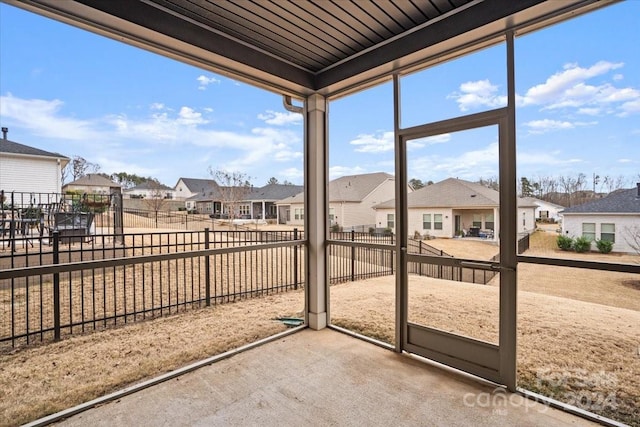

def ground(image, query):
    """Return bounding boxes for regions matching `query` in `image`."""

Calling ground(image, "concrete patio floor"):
[56,329,595,426]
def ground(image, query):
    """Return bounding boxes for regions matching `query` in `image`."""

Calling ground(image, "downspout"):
[283,95,303,114]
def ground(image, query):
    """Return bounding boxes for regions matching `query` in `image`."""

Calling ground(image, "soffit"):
[5,0,612,98]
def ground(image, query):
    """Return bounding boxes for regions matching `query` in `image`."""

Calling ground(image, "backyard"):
[0,227,638,426]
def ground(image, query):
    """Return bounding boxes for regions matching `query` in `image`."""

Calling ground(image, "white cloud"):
[613,74,624,81]
[257,110,302,126]
[523,119,597,134]
[619,98,640,116]
[329,165,367,179]
[350,131,394,153]
[0,93,103,141]
[196,75,220,90]
[280,167,304,181]
[448,79,507,112]
[409,142,498,181]
[150,102,165,110]
[177,106,208,126]
[618,158,632,163]
[518,61,640,116]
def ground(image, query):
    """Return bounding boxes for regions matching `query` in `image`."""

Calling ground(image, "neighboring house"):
[124,181,175,199]
[246,183,304,220]
[373,178,537,240]
[0,128,69,194]
[560,184,640,254]
[63,174,122,195]
[277,172,398,228]
[173,177,217,201]
[521,197,564,222]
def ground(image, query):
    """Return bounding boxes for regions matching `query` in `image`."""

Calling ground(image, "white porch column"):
[305,94,328,330]
[262,200,265,220]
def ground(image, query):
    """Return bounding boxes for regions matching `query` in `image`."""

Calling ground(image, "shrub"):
[572,236,592,253]
[331,224,342,232]
[556,235,573,251]
[595,239,613,254]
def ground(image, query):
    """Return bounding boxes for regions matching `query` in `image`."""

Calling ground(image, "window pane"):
[601,223,615,233]
[434,214,443,230]
[423,214,431,230]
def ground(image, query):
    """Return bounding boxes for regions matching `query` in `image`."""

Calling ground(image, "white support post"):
[305,94,328,330]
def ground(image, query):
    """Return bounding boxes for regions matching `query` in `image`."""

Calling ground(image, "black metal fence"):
[1,228,525,349]
[0,229,304,349]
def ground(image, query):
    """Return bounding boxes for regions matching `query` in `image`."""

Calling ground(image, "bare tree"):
[623,225,640,256]
[477,176,499,191]
[65,156,101,181]
[209,168,253,222]
[602,175,626,194]
[142,180,168,214]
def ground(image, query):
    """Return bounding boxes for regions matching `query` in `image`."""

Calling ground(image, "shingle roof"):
[64,174,122,188]
[177,178,218,194]
[280,172,393,204]
[127,181,173,191]
[521,197,564,209]
[374,178,535,209]
[246,183,304,201]
[0,138,68,160]
[561,187,640,214]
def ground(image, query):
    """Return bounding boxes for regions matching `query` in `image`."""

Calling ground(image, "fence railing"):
[1,228,523,349]
[0,229,305,349]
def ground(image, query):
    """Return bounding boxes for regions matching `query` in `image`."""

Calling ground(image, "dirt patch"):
[622,279,640,291]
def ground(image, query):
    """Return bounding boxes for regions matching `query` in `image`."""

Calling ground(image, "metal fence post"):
[204,228,211,306]
[350,230,355,282]
[293,228,298,290]
[53,231,61,341]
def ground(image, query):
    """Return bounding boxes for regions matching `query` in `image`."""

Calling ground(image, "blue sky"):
[1,2,639,190]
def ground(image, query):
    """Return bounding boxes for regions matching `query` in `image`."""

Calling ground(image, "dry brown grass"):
[0,291,304,426]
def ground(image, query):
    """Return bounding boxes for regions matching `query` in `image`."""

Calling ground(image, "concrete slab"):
[57,329,595,426]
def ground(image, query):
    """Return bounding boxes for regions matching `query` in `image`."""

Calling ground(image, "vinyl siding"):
[0,155,61,193]
[562,213,639,253]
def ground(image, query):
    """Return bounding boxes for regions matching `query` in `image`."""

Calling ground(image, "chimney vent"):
[1,127,7,140]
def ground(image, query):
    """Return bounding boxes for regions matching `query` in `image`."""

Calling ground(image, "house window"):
[422,214,431,230]
[540,210,549,219]
[239,204,251,216]
[294,208,304,221]
[434,214,443,230]
[329,208,335,223]
[600,223,615,242]
[472,214,482,228]
[582,223,596,241]
[387,213,395,229]
[485,213,494,230]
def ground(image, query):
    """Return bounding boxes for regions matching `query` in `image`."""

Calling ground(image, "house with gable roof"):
[63,174,122,195]
[0,128,69,194]
[560,184,640,253]
[374,178,537,240]
[277,172,398,228]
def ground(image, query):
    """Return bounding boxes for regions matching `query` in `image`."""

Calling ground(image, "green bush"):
[595,239,613,254]
[572,236,592,253]
[556,235,573,251]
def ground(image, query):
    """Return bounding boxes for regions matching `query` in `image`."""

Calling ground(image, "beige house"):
[277,172,398,229]
[63,174,122,195]
[374,178,537,240]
